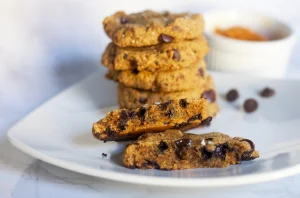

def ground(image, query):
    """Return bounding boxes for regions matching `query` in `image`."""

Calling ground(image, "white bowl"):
[204,10,297,78]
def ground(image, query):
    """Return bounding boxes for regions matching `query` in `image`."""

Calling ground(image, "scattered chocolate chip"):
[198,68,204,77]
[172,49,181,61]
[174,122,188,128]
[120,110,129,120]
[158,33,174,43]
[187,114,202,122]
[102,153,107,157]
[200,116,213,126]
[120,17,128,24]
[130,60,138,68]
[104,126,117,137]
[158,141,168,153]
[165,109,175,118]
[143,160,160,169]
[226,89,239,102]
[260,87,275,97]
[132,68,139,75]
[123,53,128,59]
[243,99,258,113]
[200,147,213,159]
[179,99,189,108]
[205,138,213,141]
[158,100,172,110]
[213,143,229,160]
[174,138,192,149]
[117,119,128,131]
[202,89,216,103]
[240,139,255,161]
[128,110,136,118]
[139,97,147,104]
[137,107,147,122]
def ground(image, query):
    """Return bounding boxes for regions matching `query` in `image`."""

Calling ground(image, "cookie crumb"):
[102,153,108,157]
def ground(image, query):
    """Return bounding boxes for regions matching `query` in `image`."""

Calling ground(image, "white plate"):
[7,71,300,187]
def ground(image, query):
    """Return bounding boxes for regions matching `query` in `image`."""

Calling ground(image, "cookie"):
[92,98,209,141]
[101,37,209,72]
[118,75,217,109]
[106,60,207,92]
[103,10,204,47]
[123,130,259,170]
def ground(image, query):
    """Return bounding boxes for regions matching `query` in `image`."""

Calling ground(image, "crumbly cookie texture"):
[103,10,204,47]
[123,130,259,170]
[106,60,207,92]
[92,99,210,141]
[101,37,209,72]
[118,75,217,109]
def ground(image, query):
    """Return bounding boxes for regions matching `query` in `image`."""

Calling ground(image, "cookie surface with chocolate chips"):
[123,130,259,170]
[92,98,209,141]
[103,10,204,47]
[106,60,207,92]
[101,36,209,72]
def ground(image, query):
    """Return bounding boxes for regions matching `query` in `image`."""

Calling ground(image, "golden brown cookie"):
[92,99,209,141]
[123,130,259,170]
[101,37,209,72]
[106,60,207,92]
[118,75,218,109]
[103,10,204,47]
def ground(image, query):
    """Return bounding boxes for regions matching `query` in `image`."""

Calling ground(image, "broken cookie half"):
[123,130,259,170]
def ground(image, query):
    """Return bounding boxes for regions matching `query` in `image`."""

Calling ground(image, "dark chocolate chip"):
[143,160,160,169]
[205,138,213,141]
[243,99,258,113]
[175,149,184,160]
[179,99,189,108]
[187,114,202,123]
[198,68,204,78]
[158,33,174,43]
[213,143,229,160]
[158,100,172,110]
[139,97,147,104]
[172,49,181,61]
[123,53,128,59]
[120,17,128,24]
[128,110,136,118]
[174,122,188,128]
[174,138,192,149]
[260,87,275,97]
[200,147,213,159]
[137,107,147,122]
[117,119,128,131]
[200,116,213,126]
[240,139,255,161]
[226,89,239,102]
[130,60,138,68]
[104,126,117,137]
[165,109,175,118]
[202,89,216,103]
[102,153,107,157]
[132,68,139,74]
[158,141,168,153]
[120,110,129,120]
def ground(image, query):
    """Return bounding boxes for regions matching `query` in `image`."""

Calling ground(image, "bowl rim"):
[203,9,297,45]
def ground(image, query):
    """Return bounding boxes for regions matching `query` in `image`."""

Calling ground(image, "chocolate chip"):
[243,99,258,113]
[198,68,204,78]
[139,97,147,104]
[200,147,213,159]
[179,99,189,108]
[104,126,117,137]
[130,60,138,68]
[120,17,128,24]
[143,160,160,169]
[187,114,202,122]
[117,119,128,131]
[213,143,229,160]
[165,109,175,118]
[175,149,184,160]
[174,138,192,149]
[158,33,174,43]
[200,116,213,126]
[123,53,128,59]
[158,141,168,153]
[202,89,216,103]
[137,107,147,122]
[226,89,239,102]
[128,110,136,118]
[102,153,107,157]
[240,139,255,161]
[174,122,188,128]
[205,138,213,141]
[172,49,181,61]
[260,87,275,97]
[120,110,129,120]
[158,100,172,110]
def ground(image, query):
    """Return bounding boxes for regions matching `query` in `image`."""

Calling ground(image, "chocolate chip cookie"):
[101,36,209,72]
[123,130,259,170]
[103,10,204,47]
[92,98,209,141]
[106,60,207,92]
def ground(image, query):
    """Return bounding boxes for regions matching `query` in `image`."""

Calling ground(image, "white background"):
[1,0,300,197]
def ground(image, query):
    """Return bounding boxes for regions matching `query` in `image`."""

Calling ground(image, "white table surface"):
[1,0,300,197]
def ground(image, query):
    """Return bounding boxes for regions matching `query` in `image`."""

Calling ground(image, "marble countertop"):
[1,0,300,197]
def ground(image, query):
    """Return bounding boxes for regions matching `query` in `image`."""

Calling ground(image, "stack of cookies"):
[101,10,219,117]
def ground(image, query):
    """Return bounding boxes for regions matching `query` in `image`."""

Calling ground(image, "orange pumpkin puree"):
[215,26,268,41]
